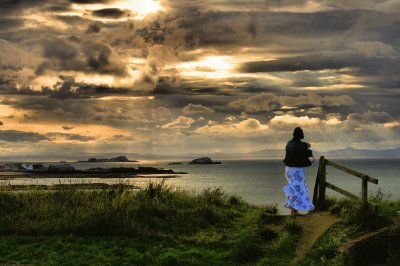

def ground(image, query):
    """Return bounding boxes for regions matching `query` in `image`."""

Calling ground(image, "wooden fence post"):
[318,156,326,208]
[362,175,368,207]
[312,166,320,206]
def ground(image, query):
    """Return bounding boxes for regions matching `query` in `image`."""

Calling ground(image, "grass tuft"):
[0,184,286,265]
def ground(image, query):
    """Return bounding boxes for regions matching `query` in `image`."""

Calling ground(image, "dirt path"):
[293,211,339,263]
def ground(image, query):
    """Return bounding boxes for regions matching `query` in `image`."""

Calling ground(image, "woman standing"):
[283,127,315,216]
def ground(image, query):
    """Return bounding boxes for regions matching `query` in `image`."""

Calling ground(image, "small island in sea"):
[0,161,187,177]
[189,157,221,164]
[77,155,138,163]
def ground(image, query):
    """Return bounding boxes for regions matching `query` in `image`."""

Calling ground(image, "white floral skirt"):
[283,167,314,211]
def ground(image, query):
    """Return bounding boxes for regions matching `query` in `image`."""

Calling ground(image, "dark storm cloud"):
[62,125,74,130]
[0,0,53,15]
[152,77,182,94]
[136,20,167,45]
[240,52,365,72]
[0,74,132,99]
[68,0,111,3]
[46,132,96,142]
[36,37,128,76]
[54,15,91,26]
[153,79,227,96]
[247,20,257,40]
[171,10,360,50]
[0,19,25,30]
[0,95,95,123]
[92,8,126,19]
[0,0,398,154]
[86,23,102,33]
[42,76,131,99]
[239,52,400,89]
[0,130,48,142]
[45,5,73,12]
[347,111,393,124]
[83,41,127,75]
[42,38,78,60]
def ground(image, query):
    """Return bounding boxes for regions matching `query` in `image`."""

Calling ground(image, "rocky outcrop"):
[79,156,138,162]
[189,157,221,164]
[33,166,187,176]
[339,227,391,266]
[32,164,46,170]
[48,164,76,172]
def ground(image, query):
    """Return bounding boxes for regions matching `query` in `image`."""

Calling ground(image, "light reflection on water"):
[1,159,399,213]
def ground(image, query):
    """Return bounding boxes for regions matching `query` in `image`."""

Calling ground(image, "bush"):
[327,196,393,231]
[0,184,257,237]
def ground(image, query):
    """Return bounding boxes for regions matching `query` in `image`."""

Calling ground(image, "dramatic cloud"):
[279,94,355,108]
[230,93,355,113]
[270,115,322,126]
[46,132,96,142]
[347,111,394,124]
[0,0,398,157]
[182,103,215,114]
[0,130,48,142]
[230,93,279,112]
[92,8,126,18]
[62,125,74,130]
[162,116,195,129]
[195,118,269,136]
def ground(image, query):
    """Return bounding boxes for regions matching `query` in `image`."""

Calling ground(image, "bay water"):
[3,159,399,213]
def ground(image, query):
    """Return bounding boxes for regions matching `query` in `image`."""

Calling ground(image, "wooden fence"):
[312,156,379,209]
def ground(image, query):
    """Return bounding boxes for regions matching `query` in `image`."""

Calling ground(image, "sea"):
[1,158,399,213]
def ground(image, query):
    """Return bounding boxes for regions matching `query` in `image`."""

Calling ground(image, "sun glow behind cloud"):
[0,0,399,157]
[72,0,164,20]
[176,56,238,79]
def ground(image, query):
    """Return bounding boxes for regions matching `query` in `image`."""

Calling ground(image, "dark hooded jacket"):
[283,138,312,167]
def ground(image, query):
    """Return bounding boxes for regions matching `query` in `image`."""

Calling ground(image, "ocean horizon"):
[2,158,399,213]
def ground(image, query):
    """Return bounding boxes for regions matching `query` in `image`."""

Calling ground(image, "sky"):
[0,0,399,159]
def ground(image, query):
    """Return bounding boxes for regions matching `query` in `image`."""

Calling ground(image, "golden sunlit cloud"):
[0,104,15,117]
[326,117,342,125]
[0,0,398,157]
[301,84,366,90]
[270,115,321,126]
[98,96,154,101]
[195,118,269,136]
[176,56,237,79]
[21,14,71,30]
[3,121,128,142]
[73,67,149,89]
[269,0,334,13]
[384,121,400,128]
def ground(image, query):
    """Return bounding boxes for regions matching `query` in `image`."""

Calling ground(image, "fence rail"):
[312,156,379,209]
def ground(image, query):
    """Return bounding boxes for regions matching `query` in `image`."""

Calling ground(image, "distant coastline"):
[1,147,398,162]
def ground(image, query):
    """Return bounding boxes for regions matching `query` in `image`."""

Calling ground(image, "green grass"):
[1,183,399,265]
[0,235,225,266]
[296,190,400,266]
[258,217,302,266]
[0,182,283,265]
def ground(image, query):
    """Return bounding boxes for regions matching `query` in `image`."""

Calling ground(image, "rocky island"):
[78,156,138,163]
[189,157,221,164]
[18,165,187,177]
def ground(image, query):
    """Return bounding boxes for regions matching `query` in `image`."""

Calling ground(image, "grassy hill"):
[0,184,399,265]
